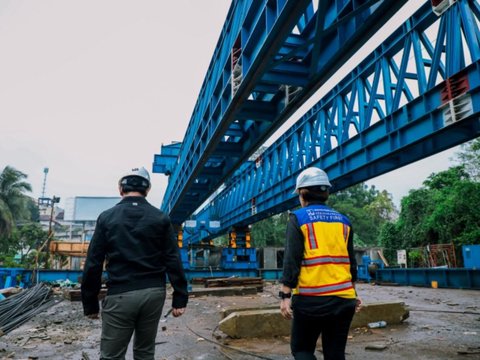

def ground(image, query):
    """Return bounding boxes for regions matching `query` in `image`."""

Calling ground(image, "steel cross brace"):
[192,0,480,241]
[154,0,409,224]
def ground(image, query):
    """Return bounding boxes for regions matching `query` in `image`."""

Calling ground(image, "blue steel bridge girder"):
[154,0,409,224]
[193,0,480,240]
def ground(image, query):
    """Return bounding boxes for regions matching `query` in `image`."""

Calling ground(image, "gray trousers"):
[100,287,166,360]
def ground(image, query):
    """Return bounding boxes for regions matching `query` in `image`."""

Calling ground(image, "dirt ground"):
[0,282,479,360]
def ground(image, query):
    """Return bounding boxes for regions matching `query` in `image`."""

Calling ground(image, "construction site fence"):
[376,268,480,290]
[2,267,479,290]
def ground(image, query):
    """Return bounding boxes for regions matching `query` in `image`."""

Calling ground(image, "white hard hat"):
[294,167,331,194]
[119,167,151,187]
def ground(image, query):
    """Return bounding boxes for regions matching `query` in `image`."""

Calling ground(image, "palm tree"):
[0,166,32,238]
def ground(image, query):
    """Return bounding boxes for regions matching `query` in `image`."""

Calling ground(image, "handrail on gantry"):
[154,0,409,224]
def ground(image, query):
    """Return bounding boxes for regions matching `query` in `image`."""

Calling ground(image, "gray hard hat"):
[119,167,151,187]
[294,167,331,194]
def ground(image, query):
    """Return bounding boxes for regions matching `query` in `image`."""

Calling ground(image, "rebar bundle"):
[0,283,58,335]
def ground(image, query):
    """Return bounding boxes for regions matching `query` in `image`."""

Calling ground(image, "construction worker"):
[280,167,361,360]
[81,167,188,360]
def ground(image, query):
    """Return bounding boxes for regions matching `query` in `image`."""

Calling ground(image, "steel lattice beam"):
[154,0,409,224]
[189,0,480,241]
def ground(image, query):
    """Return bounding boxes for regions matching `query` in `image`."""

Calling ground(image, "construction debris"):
[189,286,257,297]
[191,276,226,285]
[0,284,59,336]
[457,347,480,355]
[204,277,264,291]
[63,288,107,302]
[365,343,389,351]
[0,287,22,298]
[0,283,477,359]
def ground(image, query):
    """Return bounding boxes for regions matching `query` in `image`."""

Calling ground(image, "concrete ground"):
[0,282,479,360]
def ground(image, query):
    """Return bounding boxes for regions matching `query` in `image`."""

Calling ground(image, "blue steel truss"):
[190,0,480,240]
[154,0,409,224]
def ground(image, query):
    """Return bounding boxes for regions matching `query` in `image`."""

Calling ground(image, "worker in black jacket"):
[81,167,188,360]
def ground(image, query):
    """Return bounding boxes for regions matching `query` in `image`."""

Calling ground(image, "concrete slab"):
[351,302,409,328]
[221,304,278,319]
[219,301,409,338]
[219,309,290,338]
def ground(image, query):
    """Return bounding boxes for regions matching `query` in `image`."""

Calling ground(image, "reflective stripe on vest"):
[302,255,350,266]
[307,223,318,249]
[298,280,354,296]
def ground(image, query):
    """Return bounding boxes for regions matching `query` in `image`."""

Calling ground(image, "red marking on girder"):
[441,70,470,104]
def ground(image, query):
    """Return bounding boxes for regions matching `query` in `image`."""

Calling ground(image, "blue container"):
[463,245,480,269]
[376,268,480,289]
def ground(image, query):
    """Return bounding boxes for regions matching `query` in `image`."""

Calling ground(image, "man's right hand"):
[172,308,186,317]
[355,296,363,313]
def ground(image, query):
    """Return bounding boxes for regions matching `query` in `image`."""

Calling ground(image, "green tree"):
[377,222,400,264]
[251,212,288,247]
[15,223,48,265]
[428,179,480,247]
[423,165,470,190]
[329,183,378,207]
[0,230,19,261]
[0,166,33,238]
[25,198,40,222]
[396,187,436,248]
[329,183,396,246]
[455,138,480,180]
[378,165,480,266]
[365,190,397,222]
[0,200,14,240]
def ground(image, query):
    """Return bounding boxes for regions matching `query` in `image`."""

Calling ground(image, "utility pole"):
[33,194,60,280]
[41,167,49,199]
[37,167,51,213]
[45,195,60,269]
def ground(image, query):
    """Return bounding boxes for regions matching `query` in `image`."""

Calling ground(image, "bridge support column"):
[174,225,190,270]
[222,226,257,270]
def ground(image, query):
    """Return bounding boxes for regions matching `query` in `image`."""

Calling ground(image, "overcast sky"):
[0,1,460,211]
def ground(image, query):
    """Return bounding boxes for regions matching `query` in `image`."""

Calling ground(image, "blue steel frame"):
[154,0,409,224]
[194,0,480,239]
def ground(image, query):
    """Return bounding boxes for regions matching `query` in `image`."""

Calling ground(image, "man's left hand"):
[280,299,293,320]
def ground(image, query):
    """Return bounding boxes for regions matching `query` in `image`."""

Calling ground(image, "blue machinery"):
[357,256,385,283]
[153,1,480,273]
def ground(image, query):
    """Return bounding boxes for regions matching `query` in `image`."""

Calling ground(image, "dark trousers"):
[290,302,355,360]
[100,287,166,360]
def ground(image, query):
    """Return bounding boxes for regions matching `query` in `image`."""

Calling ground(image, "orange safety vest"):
[292,205,356,299]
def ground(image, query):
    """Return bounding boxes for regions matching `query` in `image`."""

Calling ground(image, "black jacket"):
[81,196,188,315]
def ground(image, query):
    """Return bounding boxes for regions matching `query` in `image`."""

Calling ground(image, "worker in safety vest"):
[280,167,361,360]
[81,167,188,360]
